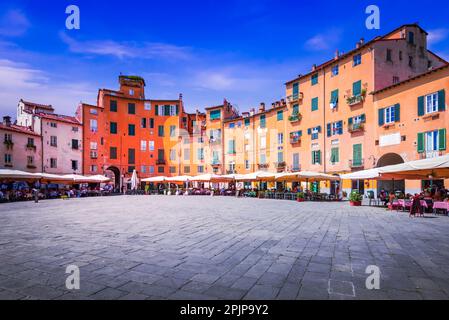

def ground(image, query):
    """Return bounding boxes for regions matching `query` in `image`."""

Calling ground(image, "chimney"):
[334,49,339,60]
[249,108,255,116]
[2,116,11,127]
[281,98,286,105]
[356,38,365,48]
[312,64,317,71]
[271,102,276,109]
[259,102,265,112]
[179,93,183,101]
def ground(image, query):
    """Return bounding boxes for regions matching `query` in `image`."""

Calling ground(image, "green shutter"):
[312,97,318,111]
[353,144,362,165]
[417,133,425,153]
[394,103,400,122]
[353,80,362,96]
[348,117,353,125]
[331,89,339,103]
[317,150,321,164]
[439,129,446,150]
[155,105,159,116]
[417,96,424,116]
[176,104,179,115]
[438,90,446,111]
[311,151,315,164]
[292,83,299,97]
[327,123,331,137]
[361,114,366,122]
[378,108,384,126]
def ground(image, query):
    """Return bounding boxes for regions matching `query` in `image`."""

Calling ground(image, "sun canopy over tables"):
[0,169,42,180]
[165,176,192,183]
[141,176,167,182]
[339,154,449,180]
[0,170,110,183]
[237,171,277,182]
[190,174,232,182]
[275,171,340,182]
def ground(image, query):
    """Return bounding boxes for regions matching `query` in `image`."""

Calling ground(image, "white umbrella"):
[237,171,277,181]
[62,174,97,183]
[340,168,381,180]
[38,173,77,183]
[130,169,138,190]
[141,176,167,182]
[379,153,449,179]
[165,175,192,183]
[191,174,231,182]
[88,175,111,183]
[0,169,41,180]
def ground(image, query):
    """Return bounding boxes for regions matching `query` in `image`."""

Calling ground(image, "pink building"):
[0,116,42,172]
[16,100,83,174]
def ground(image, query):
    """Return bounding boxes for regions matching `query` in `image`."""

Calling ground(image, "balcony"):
[287,93,304,104]
[211,160,221,166]
[275,161,286,170]
[3,140,14,149]
[226,170,236,174]
[291,165,301,172]
[349,159,364,169]
[27,164,36,169]
[348,122,365,133]
[419,151,444,160]
[290,131,302,144]
[288,112,302,123]
[156,159,166,165]
[346,93,365,107]
[26,143,37,151]
[258,163,270,170]
[209,137,222,145]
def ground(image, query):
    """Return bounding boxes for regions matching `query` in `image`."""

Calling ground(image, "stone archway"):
[105,166,121,190]
[377,153,405,193]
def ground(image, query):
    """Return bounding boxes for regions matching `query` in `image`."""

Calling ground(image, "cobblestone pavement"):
[1,196,449,300]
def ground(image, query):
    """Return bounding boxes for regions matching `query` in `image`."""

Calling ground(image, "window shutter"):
[317,150,321,164]
[176,104,179,115]
[155,105,159,116]
[417,133,425,153]
[394,103,400,122]
[348,117,353,125]
[311,151,315,164]
[307,128,312,135]
[438,90,446,111]
[417,96,424,116]
[378,108,384,126]
[353,80,362,96]
[317,126,321,133]
[326,123,331,137]
[439,129,446,151]
[361,114,366,122]
[338,121,343,134]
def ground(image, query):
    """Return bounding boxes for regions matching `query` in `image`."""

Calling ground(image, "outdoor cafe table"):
[433,201,449,214]
[397,199,412,212]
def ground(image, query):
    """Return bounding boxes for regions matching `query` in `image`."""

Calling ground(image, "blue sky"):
[1,0,449,117]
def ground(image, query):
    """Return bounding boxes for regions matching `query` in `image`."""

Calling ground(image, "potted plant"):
[349,190,363,206]
[297,192,305,202]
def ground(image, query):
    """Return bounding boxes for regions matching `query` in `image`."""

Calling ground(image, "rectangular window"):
[245,160,250,170]
[110,147,117,159]
[425,92,438,114]
[170,125,177,137]
[141,165,146,173]
[210,110,221,120]
[311,97,319,111]
[149,141,155,151]
[184,148,190,161]
[197,165,204,173]
[408,31,415,44]
[27,138,34,146]
[292,104,299,114]
[158,166,165,173]
[277,110,283,121]
[50,158,57,168]
[90,119,97,132]
[385,106,396,124]
[71,160,78,171]
[149,118,154,129]
[4,154,12,164]
[278,133,284,145]
[144,102,151,111]
[353,144,362,166]
[292,153,300,170]
[260,136,266,149]
[50,122,57,128]
[110,100,117,112]
[312,150,321,165]
[110,122,117,134]
[260,114,266,128]
[141,118,147,128]
[71,139,78,150]
[90,165,97,173]
[330,89,339,108]
[228,140,236,154]
[197,148,204,160]
[158,125,164,137]
[90,108,98,115]
[169,149,176,161]
[244,118,250,126]
[149,166,155,174]
[353,54,362,66]
[90,150,98,159]
[229,123,235,129]
[184,166,190,174]
[141,140,147,151]
[128,103,136,114]
[331,65,339,76]
[90,141,98,150]
[277,152,284,163]
[260,154,266,164]
[353,80,362,97]
[331,147,339,164]
[128,149,135,164]
[386,49,392,62]
[311,73,318,85]
[128,124,136,136]
[292,82,299,99]
[50,136,57,147]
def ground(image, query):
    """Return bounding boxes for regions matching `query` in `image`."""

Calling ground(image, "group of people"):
[378,186,449,217]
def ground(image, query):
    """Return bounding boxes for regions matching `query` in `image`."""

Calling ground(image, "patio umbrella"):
[62,174,99,183]
[340,168,382,180]
[237,171,277,181]
[130,169,138,190]
[0,169,42,180]
[165,175,192,183]
[38,173,78,183]
[87,175,111,183]
[379,154,449,179]
[191,174,232,182]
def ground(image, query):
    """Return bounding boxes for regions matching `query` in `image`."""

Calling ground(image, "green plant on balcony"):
[348,122,365,133]
[288,112,302,122]
[346,89,367,106]
[26,143,36,150]
[3,140,14,149]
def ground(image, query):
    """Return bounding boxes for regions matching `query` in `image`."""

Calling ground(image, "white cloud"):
[0,59,96,118]
[428,28,449,46]
[304,29,342,51]
[0,9,30,37]
[60,32,192,61]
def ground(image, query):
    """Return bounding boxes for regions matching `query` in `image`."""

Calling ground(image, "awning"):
[141,176,167,182]
[340,168,381,180]
[0,169,41,180]
[165,176,192,183]
[378,154,449,179]
[276,171,340,182]
[190,174,232,182]
[237,171,277,181]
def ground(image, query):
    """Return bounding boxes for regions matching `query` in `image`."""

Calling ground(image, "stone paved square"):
[1,195,449,300]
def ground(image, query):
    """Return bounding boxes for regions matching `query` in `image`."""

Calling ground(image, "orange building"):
[78,76,198,188]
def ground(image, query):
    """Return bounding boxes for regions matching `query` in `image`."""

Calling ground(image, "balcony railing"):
[288,113,302,123]
[156,159,166,165]
[275,161,286,169]
[287,93,304,103]
[258,163,269,170]
[26,143,36,150]
[3,140,14,149]
[347,93,365,107]
[349,159,364,168]
[211,160,221,166]
[226,170,236,174]
[348,122,365,133]
[419,151,444,159]
[27,164,36,169]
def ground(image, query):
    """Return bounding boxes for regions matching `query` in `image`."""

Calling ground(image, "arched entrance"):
[105,166,121,191]
[377,153,405,193]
